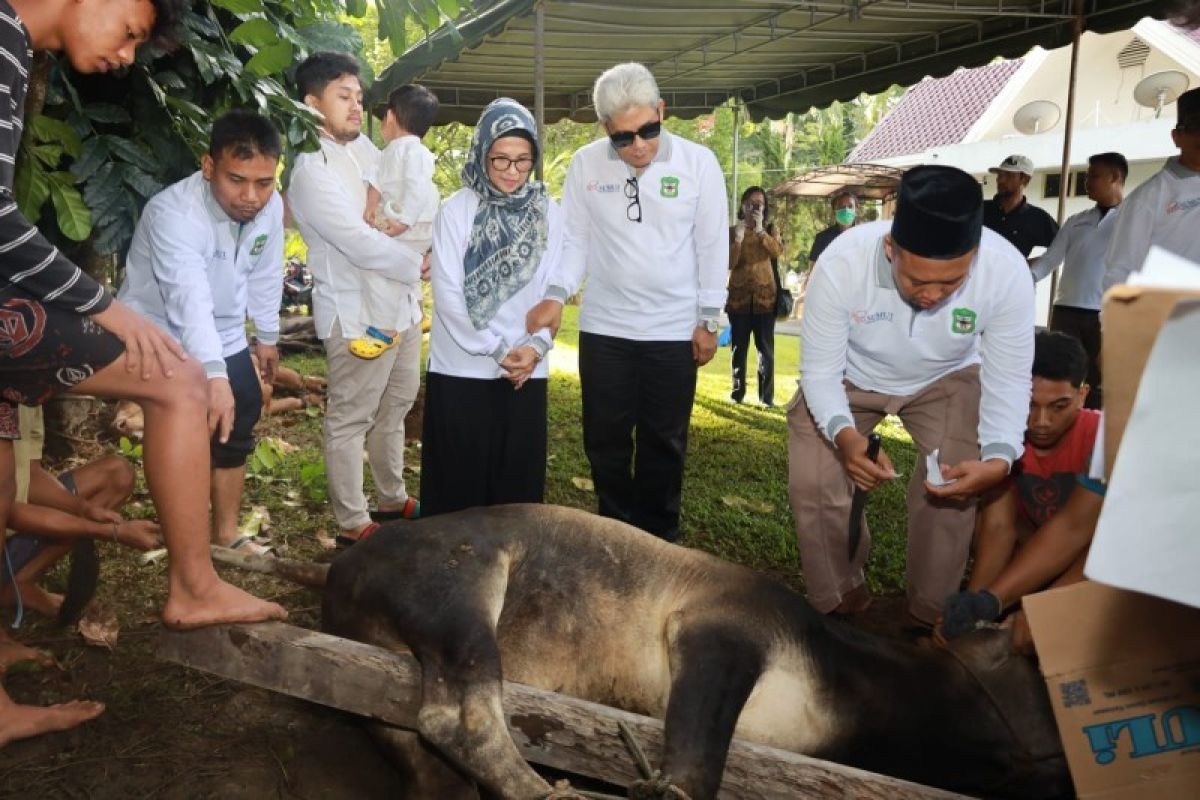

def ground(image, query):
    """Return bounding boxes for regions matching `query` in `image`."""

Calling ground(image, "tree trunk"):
[23,52,52,122]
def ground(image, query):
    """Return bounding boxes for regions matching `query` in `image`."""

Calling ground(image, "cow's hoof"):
[543,778,587,799]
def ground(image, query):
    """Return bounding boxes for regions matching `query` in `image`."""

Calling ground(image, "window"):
[1043,170,1087,200]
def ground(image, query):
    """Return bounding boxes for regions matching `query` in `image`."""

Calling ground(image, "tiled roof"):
[850,59,1024,162]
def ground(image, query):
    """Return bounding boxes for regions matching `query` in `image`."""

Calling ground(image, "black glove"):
[941,589,1002,639]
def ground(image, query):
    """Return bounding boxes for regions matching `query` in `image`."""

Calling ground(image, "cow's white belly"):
[734,643,836,754]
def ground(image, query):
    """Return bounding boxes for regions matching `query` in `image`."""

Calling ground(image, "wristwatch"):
[701,318,719,333]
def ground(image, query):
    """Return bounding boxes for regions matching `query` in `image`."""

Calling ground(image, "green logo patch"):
[660,176,680,198]
[951,307,977,334]
[250,234,268,257]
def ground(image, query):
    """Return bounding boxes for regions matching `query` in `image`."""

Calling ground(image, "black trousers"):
[211,348,263,469]
[578,332,697,542]
[728,311,775,405]
[1050,305,1102,410]
[419,372,547,517]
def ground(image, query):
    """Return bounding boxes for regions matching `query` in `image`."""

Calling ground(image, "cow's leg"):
[368,722,481,799]
[413,623,552,800]
[650,618,766,800]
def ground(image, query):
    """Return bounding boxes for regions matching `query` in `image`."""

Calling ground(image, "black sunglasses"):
[609,119,662,150]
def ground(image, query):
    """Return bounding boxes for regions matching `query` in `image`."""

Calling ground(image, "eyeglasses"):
[608,119,662,150]
[488,155,536,173]
[624,177,642,223]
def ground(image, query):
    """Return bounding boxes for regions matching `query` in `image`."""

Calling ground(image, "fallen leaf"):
[77,603,119,650]
[721,496,775,514]
[315,529,336,550]
[571,477,594,492]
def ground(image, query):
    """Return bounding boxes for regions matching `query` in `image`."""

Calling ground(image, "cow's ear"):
[946,627,1014,671]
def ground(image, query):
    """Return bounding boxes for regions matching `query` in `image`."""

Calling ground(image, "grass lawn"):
[541,306,917,596]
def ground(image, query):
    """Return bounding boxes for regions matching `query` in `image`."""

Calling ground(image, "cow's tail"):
[209,545,330,588]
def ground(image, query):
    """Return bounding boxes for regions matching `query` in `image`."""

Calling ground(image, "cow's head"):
[944,628,1072,799]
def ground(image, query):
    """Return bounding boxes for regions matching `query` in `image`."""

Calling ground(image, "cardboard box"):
[1024,581,1200,799]
[1101,285,1200,475]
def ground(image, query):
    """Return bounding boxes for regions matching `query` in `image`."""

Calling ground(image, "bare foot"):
[8,583,64,617]
[0,633,54,671]
[161,577,287,630]
[0,696,105,747]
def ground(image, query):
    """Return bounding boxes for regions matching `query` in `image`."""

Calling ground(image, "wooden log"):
[159,623,972,800]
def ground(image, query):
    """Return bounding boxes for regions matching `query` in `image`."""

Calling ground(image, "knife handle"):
[865,432,882,464]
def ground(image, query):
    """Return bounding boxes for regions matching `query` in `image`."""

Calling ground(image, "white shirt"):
[1104,157,1200,289]
[1032,204,1120,311]
[546,131,729,340]
[372,135,438,228]
[428,188,560,379]
[287,134,422,340]
[801,221,1034,466]
[118,171,283,379]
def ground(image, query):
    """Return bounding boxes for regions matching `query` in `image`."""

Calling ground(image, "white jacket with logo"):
[800,220,1034,466]
[1103,157,1200,289]
[119,171,283,379]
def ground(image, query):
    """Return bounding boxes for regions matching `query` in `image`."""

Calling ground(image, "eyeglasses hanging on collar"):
[624,177,642,223]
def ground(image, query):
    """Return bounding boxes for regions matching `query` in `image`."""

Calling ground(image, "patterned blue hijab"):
[460,98,549,330]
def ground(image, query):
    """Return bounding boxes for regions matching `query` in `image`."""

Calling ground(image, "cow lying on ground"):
[322,504,1070,799]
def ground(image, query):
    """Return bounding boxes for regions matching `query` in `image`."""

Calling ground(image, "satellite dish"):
[1134,70,1190,118]
[1013,100,1062,134]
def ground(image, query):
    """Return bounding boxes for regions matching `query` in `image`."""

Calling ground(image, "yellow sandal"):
[349,327,397,359]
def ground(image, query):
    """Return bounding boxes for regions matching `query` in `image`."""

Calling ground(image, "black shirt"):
[0,0,110,314]
[982,196,1059,258]
[808,224,846,265]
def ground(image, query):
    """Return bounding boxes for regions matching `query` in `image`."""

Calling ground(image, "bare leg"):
[0,682,103,749]
[66,455,136,511]
[1,541,71,616]
[71,356,285,628]
[210,466,246,547]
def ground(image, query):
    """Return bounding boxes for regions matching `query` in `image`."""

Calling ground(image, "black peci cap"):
[891,165,983,259]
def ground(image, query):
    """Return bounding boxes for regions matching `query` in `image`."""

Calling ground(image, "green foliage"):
[298,460,329,505]
[18,1,464,265]
[118,436,143,462]
[247,436,289,476]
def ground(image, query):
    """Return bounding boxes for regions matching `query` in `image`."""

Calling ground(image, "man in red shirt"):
[940,330,1105,645]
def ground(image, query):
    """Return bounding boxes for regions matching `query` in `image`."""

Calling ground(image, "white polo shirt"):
[800,221,1034,466]
[118,171,283,380]
[288,134,423,340]
[1031,204,1120,311]
[427,188,561,379]
[1104,157,1200,289]
[546,131,729,340]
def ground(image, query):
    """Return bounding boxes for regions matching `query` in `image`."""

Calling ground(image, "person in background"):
[420,99,562,516]
[525,62,729,543]
[287,53,426,548]
[1104,87,1200,288]
[119,110,285,556]
[808,189,858,266]
[353,84,440,360]
[727,186,783,406]
[982,154,1058,260]
[1031,152,1125,410]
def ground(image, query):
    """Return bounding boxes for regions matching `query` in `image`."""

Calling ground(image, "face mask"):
[835,207,856,226]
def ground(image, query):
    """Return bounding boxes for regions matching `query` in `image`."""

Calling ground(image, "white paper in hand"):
[925,449,957,486]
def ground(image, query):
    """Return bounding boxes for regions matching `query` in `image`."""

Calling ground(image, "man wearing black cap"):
[788,165,1034,626]
[1104,87,1200,287]
[983,154,1058,260]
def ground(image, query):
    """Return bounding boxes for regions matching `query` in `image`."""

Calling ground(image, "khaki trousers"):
[323,319,422,530]
[786,365,981,623]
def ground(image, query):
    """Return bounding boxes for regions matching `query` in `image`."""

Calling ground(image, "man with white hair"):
[527,62,728,542]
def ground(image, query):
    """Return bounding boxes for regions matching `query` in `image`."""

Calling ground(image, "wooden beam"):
[159,623,971,800]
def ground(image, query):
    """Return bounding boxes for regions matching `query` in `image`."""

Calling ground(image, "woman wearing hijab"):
[420,99,564,516]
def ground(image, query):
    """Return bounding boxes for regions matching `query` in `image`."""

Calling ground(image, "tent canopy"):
[770,162,905,200]
[369,0,1163,124]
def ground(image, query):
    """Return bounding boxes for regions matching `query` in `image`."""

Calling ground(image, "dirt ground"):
[0,395,918,800]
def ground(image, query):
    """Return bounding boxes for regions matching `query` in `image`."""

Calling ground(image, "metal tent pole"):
[1050,0,1085,307]
[730,102,741,216]
[534,1,546,181]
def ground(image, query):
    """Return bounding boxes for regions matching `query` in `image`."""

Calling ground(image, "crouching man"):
[118,110,284,555]
[941,330,1105,650]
